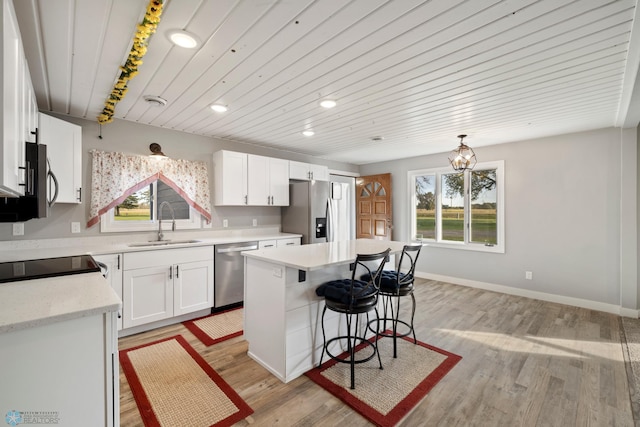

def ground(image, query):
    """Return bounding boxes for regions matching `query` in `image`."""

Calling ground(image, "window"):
[101,180,201,233]
[409,161,504,252]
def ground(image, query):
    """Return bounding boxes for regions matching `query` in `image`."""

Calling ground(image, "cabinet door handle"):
[169,266,172,279]
[244,195,248,205]
[117,254,120,270]
[176,265,179,278]
[77,188,82,202]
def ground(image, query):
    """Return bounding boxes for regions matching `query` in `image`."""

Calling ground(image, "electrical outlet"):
[252,218,257,227]
[71,222,81,233]
[12,223,24,236]
[525,271,533,280]
[223,219,228,228]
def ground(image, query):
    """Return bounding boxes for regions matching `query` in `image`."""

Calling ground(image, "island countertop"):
[241,239,409,271]
[0,272,121,334]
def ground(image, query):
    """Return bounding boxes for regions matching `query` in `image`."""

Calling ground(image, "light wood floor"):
[118,279,634,426]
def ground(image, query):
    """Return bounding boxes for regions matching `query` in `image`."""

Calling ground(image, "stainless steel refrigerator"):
[281,177,355,244]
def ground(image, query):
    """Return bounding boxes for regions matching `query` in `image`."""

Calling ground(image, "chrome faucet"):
[157,201,176,241]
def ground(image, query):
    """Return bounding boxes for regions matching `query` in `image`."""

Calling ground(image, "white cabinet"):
[289,161,329,181]
[92,253,123,330]
[259,237,300,249]
[0,312,119,426]
[39,113,82,203]
[122,246,214,329]
[259,239,277,249]
[214,149,247,205]
[0,0,35,197]
[214,150,289,206]
[277,237,300,247]
[247,154,289,206]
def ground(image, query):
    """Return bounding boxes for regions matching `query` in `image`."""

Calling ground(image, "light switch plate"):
[12,223,24,236]
[223,219,228,228]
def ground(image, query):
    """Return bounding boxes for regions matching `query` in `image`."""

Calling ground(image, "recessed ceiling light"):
[210,104,228,113]
[167,30,199,48]
[320,100,337,109]
[143,95,167,107]
[302,130,315,137]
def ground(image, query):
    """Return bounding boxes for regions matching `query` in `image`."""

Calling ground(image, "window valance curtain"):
[87,149,212,227]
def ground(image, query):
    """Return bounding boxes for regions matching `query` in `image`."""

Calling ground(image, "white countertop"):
[0,231,302,263]
[0,272,121,334]
[242,239,409,271]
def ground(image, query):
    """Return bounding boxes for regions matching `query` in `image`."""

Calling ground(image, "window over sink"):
[101,180,201,233]
[88,149,211,231]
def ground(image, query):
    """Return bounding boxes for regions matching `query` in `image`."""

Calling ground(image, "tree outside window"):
[409,161,504,252]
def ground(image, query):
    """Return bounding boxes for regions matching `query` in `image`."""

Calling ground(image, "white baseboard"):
[415,271,639,318]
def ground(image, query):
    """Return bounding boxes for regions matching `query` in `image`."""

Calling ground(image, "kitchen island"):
[242,239,407,383]
[0,272,121,426]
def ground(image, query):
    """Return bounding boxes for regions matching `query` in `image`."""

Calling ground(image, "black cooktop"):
[0,255,101,283]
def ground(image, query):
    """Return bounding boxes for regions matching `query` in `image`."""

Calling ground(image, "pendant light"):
[448,134,476,171]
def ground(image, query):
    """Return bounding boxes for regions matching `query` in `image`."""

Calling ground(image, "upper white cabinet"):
[289,161,329,182]
[0,0,35,197]
[214,150,289,206]
[247,154,289,206]
[214,150,247,205]
[39,113,82,203]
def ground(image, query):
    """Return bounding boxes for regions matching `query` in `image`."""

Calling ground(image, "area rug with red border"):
[183,307,243,346]
[305,334,461,427]
[120,335,253,427]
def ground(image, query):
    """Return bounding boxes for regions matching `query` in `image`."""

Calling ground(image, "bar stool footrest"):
[324,335,379,365]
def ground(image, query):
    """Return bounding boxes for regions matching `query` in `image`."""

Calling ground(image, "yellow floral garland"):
[97,0,163,124]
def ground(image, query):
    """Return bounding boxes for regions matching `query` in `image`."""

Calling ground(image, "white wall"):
[0,115,358,241]
[360,128,634,311]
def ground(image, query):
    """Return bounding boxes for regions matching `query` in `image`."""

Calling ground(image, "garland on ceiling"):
[97,0,163,124]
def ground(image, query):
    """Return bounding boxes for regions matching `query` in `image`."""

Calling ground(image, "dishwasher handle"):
[216,245,259,254]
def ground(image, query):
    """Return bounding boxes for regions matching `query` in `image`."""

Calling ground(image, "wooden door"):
[356,173,392,240]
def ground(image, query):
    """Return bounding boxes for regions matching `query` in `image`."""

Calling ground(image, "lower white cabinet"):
[122,246,214,329]
[92,253,123,330]
[0,312,119,426]
[259,237,301,249]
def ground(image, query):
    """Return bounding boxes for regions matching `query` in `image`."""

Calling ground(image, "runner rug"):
[305,334,461,427]
[120,335,253,427]
[183,307,243,346]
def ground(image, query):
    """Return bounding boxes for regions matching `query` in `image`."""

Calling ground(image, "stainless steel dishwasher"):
[214,241,258,308]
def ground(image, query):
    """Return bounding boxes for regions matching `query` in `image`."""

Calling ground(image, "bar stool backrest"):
[396,243,422,286]
[349,248,391,302]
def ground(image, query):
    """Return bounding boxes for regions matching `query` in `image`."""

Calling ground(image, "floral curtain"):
[87,150,211,227]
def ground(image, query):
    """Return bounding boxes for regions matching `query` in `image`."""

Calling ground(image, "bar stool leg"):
[319,305,328,367]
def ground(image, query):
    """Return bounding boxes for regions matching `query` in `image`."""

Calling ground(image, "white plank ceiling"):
[12,0,640,165]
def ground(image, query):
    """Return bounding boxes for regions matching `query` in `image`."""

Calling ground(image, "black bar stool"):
[366,243,422,358]
[315,248,391,390]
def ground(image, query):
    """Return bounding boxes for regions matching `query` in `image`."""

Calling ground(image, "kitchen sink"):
[128,239,201,247]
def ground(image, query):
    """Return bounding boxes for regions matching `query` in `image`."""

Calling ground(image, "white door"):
[173,260,214,316]
[247,154,270,205]
[93,253,123,330]
[39,113,82,204]
[269,157,290,206]
[214,150,247,205]
[123,266,173,328]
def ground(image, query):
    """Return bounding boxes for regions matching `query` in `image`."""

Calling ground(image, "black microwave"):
[0,141,55,222]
